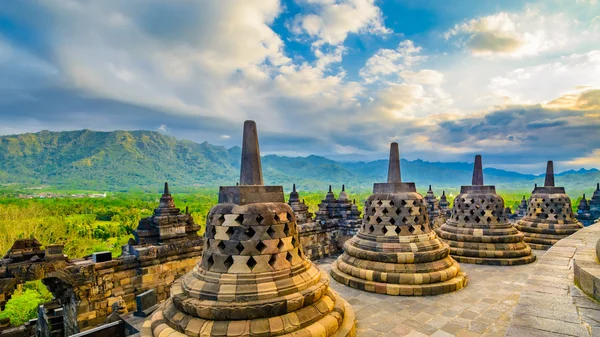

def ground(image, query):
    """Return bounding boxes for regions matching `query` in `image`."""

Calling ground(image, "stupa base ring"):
[449,254,536,266]
[330,260,467,296]
[141,290,355,337]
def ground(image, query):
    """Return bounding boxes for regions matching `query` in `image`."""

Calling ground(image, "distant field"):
[0,188,586,259]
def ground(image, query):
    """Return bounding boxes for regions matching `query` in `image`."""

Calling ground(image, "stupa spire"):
[342,184,345,192]
[387,142,401,183]
[293,183,296,192]
[596,183,599,191]
[158,182,175,209]
[329,185,332,192]
[428,184,432,192]
[471,155,483,185]
[544,161,555,187]
[239,120,263,186]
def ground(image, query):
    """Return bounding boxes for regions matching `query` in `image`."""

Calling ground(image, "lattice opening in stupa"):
[330,142,467,296]
[141,121,356,337]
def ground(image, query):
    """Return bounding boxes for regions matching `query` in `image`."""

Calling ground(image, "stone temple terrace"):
[1,121,599,337]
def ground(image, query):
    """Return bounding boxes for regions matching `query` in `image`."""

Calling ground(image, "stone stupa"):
[436,155,536,265]
[514,161,583,250]
[142,121,356,337]
[134,182,200,245]
[330,142,467,296]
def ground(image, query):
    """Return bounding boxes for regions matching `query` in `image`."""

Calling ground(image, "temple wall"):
[297,222,341,260]
[297,219,361,261]
[0,239,203,332]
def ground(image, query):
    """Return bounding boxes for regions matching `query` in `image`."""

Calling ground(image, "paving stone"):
[440,323,463,335]
[505,325,570,337]
[511,314,589,336]
[431,330,455,337]
[455,329,480,337]
[391,324,414,335]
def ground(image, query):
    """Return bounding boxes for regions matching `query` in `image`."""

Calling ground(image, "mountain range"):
[0,130,598,193]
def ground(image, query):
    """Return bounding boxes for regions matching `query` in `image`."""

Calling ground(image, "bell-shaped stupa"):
[514,161,583,250]
[142,121,356,337]
[436,155,536,265]
[330,143,467,296]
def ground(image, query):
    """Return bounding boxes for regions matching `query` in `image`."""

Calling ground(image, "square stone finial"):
[471,154,484,185]
[373,142,415,193]
[239,120,263,186]
[544,160,555,187]
[387,142,401,183]
[219,121,284,204]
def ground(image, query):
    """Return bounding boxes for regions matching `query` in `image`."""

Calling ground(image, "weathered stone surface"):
[514,161,583,250]
[134,289,159,318]
[142,121,355,337]
[306,185,362,260]
[331,142,467,296]
[388,142,401,183]
[506,223,600,337]
[240,120,263,186]
[424,185,447,230]
[0,192,203,332]
[133,183,200,245]
[436,155,536,265]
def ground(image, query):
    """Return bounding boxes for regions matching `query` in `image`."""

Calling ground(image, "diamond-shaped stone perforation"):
[523,195,577,223]
[200,206,304,274]
[359,196,431,236]
[449,193,507,225]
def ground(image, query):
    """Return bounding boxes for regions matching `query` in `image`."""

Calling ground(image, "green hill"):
[0,130,598,193]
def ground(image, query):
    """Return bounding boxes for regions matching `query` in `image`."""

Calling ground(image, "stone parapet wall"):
[0,238,203,333]
[71,240,202,329]
[573,220,600,301]
[297,221,341,260]
[297,218,362,261]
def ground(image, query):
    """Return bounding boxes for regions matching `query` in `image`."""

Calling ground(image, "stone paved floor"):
[315,253,545,337]
[506,224,600,337]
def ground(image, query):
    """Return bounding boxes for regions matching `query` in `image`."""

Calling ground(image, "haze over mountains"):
[0,130,597,192]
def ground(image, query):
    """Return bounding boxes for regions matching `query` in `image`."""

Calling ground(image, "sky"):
[0,0,599,174]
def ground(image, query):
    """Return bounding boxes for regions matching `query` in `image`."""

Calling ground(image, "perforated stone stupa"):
[330,142,467,296]
[142,121,356,337]
[514,161,583,250]
[436,155,536,265]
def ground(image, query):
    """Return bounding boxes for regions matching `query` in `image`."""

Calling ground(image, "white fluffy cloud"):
[291,0,389,46]
[486,50,600,105]
[445,9,571,58]
[290,0,389,69]
[359,40,452,117]
[359,40,425,83]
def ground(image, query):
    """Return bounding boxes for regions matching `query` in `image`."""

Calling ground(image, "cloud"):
[566,149,600,169]
[290,0,390,47]
[526,119,569,129]
[484,51,600,106]
[0,1,598,172]
[157,124,168,133]
[445,9,570,57]
[289,0,390,69]
[359,40,424,83]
